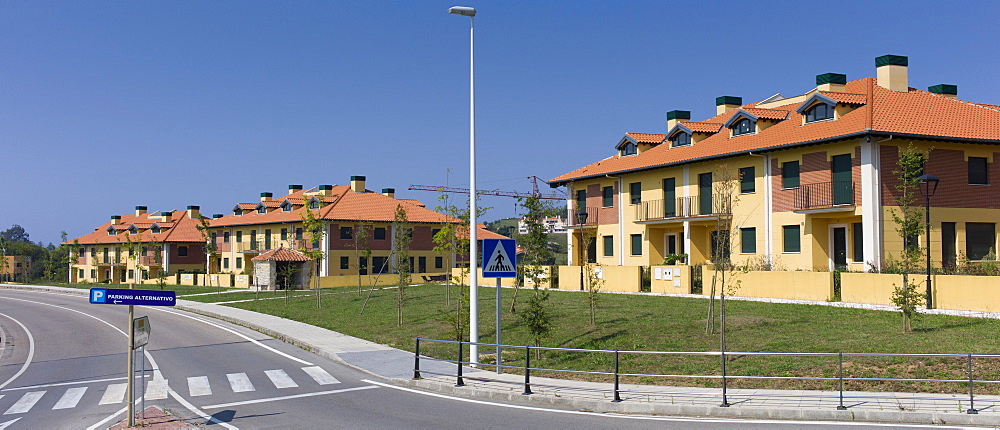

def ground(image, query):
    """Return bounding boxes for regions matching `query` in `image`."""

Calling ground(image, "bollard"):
[522,345,532,395]
[612,350,621,402]
[456,340,465,387]
[413,338,422,380]
[967,353,978,414]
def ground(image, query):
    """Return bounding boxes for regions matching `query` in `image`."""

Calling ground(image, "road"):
[0,287,963,429]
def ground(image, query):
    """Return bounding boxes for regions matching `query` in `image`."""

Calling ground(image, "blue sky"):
[3,1,999,245]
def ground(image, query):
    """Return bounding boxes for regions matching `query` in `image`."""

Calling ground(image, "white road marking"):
[201,385,378,409]
[153,308,313,365]
[188,376,212,397]
[227,373,255,393]
[145,379,169,400]
[0,418,21,429]
[167,389,238,430]
[4,391,44,414]
[302,366,339,385]
[99,384,127,405]
[52,387,87,410]
[265,370,298,389]
[2,375,142,392]
[0,312,35,390]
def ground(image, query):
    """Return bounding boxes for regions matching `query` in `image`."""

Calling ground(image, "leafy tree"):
[392,205,413,326]
[1,225,29,243]
[349,222,373,296]
[298,208,327,308]
[889,144,927,332]
[705,164,742,334]
[512,195,558,313]
[582,227,603,326]
[518,287,551,359]
[195,216,220,293]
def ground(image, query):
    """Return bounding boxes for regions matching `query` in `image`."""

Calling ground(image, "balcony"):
[568,207,599,227]
[235,242,264,253]
[793,181,855,212]
[636,195,729,222]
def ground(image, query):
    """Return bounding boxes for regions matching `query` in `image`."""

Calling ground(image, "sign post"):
[90,288,174,426]
[482,238,516,374]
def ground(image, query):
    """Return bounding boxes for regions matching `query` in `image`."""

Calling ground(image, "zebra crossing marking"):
[302,366,339,385]
[226,373,255,393]
[145,379,169,400]
[99,383,127,405]
[52,387,87,410]
[4,391,44,414]
[265,370,298,389]
[188,376,212,397]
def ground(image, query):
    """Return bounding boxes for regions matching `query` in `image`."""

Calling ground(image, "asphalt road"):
[0,288,967,429]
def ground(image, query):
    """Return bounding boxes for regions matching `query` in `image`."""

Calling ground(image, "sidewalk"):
[8,284,1000,426]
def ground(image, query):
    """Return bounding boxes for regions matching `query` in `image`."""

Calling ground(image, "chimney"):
[260,192,273,202]
[928,84,958,99]
[816,73,847,92]
[666,110,691,131]
[351,175,366,193]
[187,205,200,219]
[876,54,908,92]
[111,215,121,223]
[716,96,742,115]
[288,184,303,194]
[382,188,395,198]
[135,206,147,216]
[212,214,223,219]
[162,211,172,222]
[319,184,334,196]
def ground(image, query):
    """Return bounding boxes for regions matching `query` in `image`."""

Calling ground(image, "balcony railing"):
[568,207,599,227]
[794,181,855,210]
[636,195,729,221]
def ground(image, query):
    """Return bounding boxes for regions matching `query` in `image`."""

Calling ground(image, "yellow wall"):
[650,265,691,294]
[840,273,903,305]
[934,275,1000,312]
[723,270,834,301]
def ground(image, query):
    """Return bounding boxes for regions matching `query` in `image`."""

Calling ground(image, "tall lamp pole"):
[918,174,939,309]
[448,5,479,363]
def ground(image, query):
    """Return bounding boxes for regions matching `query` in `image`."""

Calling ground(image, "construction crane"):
[408,176,565,200]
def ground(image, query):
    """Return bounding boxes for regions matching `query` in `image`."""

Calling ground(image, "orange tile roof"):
[251,246,312,262]
[625,132,666,144]
[680,121,723,133]
[67,210,205,245]
[237,203,257,210]
[742,107,790,120]
[551,77,1000,184]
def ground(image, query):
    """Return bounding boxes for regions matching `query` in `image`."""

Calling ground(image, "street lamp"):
[448,5,480,364]
[918,174,939,309]
[576,211,588,291]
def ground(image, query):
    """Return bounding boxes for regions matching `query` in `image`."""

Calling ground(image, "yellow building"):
[66,206,208,283]
[208,176,472,279]
[551,55,1000,272]
[1,256,32,282]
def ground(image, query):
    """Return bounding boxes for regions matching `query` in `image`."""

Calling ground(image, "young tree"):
[705,164,742,334]
[392,205,413,326]
[433,193,463,306]
[195,216,219,293]
[582,226,604,326]
[349,222,373,295]
[299,208,327,309]
[514,194,558,308]
[889,144,927,332]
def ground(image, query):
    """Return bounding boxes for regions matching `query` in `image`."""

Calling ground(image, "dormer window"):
[257,206,266,214]
[281,201,292,212]
[620,142,637,156]
[309,200,320,209]
[670,132,691,147]
[804,103,833,123]
[235,209,242,216]
[732,118,753,136]
[151,226,161,234]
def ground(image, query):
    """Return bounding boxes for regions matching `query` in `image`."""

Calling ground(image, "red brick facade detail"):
[170,243,205,264]
[772,147,862,212]
[583,183,619,225]
[881,145,1000,209]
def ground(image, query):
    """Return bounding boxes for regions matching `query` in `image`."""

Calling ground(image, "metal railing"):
[794,181,855,209]
[636,196,731,221]
[568,207,599,226]
[413,337,994,413]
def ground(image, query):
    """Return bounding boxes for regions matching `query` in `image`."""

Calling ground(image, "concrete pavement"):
[9,284,1000,426]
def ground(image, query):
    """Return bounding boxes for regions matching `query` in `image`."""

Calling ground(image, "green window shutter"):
[852,222,864,262]
[783,225,801,253]
[629,182,641,205]
[603,236,614,256]
[630,234,642,256]
[782,161,800,189]
[698,173,713,215]
[603,186,614,207]
[662,178,676,217]
[576,189,587,211]
[741,228,756,254]
[739,167,755,193]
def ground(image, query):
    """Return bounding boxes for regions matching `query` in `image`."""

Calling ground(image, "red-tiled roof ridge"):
[678,121,724,133]
[624,132,666,144]
[251,246,312,262]
[742,107,791,120]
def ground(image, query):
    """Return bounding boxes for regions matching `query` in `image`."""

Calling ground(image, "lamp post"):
[575,211,588,291]
[918,174,939,309]
[448,5,480,363]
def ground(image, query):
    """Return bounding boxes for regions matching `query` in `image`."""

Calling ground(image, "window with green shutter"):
[662,178,676,217]
[630,234,642,256]
[603,235,614,257]
[576,189,587,211]
[782,161,800,189]
[739,167,755,193]
[698,172,713,215]
[629,182,641,205]
[741,227,756,254]
[783,225,801,253]
[602,186,614,207]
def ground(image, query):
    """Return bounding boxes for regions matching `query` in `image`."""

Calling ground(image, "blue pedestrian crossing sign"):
[482,238,516,278]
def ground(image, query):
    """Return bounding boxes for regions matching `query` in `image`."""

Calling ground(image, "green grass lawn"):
[222,284,1000,394]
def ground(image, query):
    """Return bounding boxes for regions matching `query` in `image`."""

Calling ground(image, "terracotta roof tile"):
[67,210,205,245]
[819,91,867,105]
[251,246,312,262]
[681,121,723,133]
[625,132,666,144]
[742,107,790,120]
